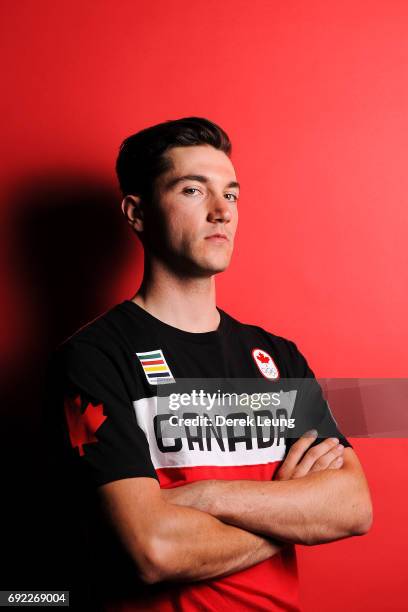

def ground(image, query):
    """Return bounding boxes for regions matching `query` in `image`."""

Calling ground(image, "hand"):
[274,431,345,481]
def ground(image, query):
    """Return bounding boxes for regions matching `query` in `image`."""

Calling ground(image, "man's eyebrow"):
[164,174,240,190]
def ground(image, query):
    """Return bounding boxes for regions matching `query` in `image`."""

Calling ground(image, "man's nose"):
[207,194,232,223]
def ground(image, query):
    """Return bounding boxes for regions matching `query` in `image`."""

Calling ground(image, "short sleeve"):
[284,341,352,453]
[44,341,159,489]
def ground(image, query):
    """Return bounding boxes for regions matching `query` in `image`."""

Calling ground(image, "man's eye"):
[225,193,238,202]
[183,187,201,195]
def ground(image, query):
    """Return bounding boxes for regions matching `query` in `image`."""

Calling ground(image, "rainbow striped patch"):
[135,349,175,385]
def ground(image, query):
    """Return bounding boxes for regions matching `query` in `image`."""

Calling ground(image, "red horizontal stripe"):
[141,359,165,365]
[157,460,281,488]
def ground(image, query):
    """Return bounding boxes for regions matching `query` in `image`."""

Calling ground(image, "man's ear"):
[121,195,144,233]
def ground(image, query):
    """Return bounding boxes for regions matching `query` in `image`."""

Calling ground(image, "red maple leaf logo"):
[64,394,107,456]
[256,351,270,364]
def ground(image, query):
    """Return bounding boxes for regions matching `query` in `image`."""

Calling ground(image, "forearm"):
[163,461,372,546]
[99,479,282,585]
[146,501,282,583]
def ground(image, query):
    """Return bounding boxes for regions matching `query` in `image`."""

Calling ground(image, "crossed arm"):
[98,433,372,584]
[161,438,372,546]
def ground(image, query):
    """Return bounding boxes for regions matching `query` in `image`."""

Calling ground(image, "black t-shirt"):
[44,300,351,611]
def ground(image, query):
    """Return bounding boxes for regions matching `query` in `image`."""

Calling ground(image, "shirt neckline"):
[120,299,230,344]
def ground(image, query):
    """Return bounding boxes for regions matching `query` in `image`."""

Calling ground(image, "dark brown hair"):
[115,116,232,201]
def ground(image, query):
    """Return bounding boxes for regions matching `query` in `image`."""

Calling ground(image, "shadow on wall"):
[1,172,138,593]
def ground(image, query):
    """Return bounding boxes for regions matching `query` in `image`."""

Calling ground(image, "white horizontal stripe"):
[133,395,287,470]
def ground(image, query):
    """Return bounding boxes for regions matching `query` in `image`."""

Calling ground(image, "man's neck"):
[131,259,221,333]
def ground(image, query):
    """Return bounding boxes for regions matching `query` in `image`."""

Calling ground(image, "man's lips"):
[205,233,229,241]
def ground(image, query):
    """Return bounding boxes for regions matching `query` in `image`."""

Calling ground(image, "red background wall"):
[1,1,407,609]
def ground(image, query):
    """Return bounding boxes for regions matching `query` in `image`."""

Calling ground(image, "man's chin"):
[197,260,230,277]
[173,250,233,277]
[179,256,229,278]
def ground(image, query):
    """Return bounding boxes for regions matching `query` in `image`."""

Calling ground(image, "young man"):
[46,117,372,611]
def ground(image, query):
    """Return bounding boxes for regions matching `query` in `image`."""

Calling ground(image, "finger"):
[276,430,320,480]
[291,438,341,479]
[310,444,345,473]
[327,455,344,470]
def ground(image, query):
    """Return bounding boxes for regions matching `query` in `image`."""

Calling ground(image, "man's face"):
[145,144,239,277]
